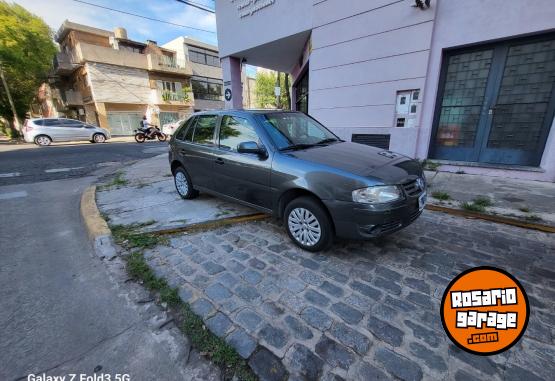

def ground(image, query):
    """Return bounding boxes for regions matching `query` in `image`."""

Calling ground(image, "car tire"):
[284,196,334,252]
[34,135,52,146]
[173,166,199,199]
[92,133,106,143]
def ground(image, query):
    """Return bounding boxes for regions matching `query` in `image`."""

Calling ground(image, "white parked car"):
[23,118,111,146]
[162,119,185,136]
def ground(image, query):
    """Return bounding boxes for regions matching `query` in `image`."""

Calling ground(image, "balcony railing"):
[148,54,192,75]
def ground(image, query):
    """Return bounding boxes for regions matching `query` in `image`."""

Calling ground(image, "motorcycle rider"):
[140,116,156,138]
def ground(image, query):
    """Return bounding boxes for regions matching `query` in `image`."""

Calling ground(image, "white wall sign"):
[231,0,276,19]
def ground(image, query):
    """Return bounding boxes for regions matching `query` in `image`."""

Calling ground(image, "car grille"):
[402,179,423,197]
[379,209,423,235]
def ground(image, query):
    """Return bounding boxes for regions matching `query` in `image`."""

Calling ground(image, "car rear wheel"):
[284,196,333,252]
[92,133,106,143]
[173,167,199,199]
[34,135,52,146]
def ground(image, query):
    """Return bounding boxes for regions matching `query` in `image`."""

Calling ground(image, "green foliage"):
[0,2,57,123]
[519,207,530,213]
[524,214,541,222]
[473,196,493,208]
[431,191,451,200]
[98,171,128,190]
[421,159,440,171]
[110,221,166,250]
[254,71,290,109]
[461,202,486,213]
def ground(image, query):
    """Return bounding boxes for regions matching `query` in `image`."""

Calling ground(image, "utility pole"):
[0,61,21,134]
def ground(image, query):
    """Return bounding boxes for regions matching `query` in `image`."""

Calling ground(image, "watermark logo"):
[440,266,529,355]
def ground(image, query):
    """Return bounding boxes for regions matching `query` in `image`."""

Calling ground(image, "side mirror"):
[237,141,266,157]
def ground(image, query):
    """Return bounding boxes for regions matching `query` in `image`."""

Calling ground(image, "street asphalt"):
[0,141,219,380]
[0,141,169,186]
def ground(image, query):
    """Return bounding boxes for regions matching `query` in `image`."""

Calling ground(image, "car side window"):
[61,120,84,128]
[192,115,217,146]
[42,119,60,127]
[219,116,259,152]
[175,118,194,141]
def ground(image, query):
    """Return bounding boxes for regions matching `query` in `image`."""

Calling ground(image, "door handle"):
[179,149,186,155]
[215,158,225,165]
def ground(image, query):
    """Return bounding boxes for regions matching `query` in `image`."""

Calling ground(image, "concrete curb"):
[80,185,117,259]
[144,212,270,236]
[426,204,555,233]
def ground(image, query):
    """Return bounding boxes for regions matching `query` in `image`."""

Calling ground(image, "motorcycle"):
[134,126,167,143]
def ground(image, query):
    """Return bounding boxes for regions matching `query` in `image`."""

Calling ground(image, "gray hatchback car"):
[169,110,426,251]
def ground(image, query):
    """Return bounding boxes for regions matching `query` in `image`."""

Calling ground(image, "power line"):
[71,0,216,33]
[175,0,215,13]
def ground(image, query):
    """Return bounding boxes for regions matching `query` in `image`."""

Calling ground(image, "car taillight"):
[23,124,33,132]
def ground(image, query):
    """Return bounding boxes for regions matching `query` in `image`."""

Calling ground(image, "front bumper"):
[323,194,424,240]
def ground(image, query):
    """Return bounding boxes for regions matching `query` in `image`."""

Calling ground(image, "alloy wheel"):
[175,171,189,197]
[287,207,322,246]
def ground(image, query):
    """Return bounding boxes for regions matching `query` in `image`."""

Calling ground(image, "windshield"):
[260,112,340,150]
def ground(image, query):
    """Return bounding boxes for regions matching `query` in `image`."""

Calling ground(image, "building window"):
[189,49,220,67]
[295,69,309,114]
[191,76,223,101]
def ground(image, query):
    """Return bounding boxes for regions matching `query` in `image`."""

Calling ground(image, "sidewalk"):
[96,154,257,233]
[425,169,555,226]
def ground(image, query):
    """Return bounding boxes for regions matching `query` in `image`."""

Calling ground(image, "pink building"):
[215,0,555,182]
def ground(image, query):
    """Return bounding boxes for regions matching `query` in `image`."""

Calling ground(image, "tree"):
[254,70,291,110]
[0,2,56,136]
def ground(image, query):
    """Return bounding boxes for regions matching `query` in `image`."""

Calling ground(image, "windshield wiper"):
[279,143,318,151]
[315,138,340,145]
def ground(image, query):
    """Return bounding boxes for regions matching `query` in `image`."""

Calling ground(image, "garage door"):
[107,112,143,136]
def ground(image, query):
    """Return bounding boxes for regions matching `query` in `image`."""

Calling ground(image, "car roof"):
[190,109,301,116]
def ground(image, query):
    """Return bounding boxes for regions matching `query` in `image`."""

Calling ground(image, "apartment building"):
[162,37,225,111]
[52,21,194,135]
[215,0,555,182]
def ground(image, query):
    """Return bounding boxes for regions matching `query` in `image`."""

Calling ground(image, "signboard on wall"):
[231,0,276,18]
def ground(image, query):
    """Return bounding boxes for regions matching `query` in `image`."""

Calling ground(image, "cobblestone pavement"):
[143,210,555,381]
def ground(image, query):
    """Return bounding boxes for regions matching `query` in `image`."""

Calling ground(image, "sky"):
[13,0,219,46]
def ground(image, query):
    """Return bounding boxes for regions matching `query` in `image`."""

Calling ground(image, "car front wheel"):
[284,196,333,252]
[173,167,198,199]
[92,133,106,143]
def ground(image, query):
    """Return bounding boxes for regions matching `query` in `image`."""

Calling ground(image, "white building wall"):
[309,0,436,156]
[87,62,151,104]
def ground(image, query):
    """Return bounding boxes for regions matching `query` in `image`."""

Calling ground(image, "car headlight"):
[352,185,402,204]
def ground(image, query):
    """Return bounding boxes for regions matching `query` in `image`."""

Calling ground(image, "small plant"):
[473,196,493,208]
[421,159,440,171]
[110,221,165,249]
[431,191,451,201]
[99,172,128,190]
[456,170,466,175]
[462,202,486,213]
[524,214,541,222]
[519,207,530,213]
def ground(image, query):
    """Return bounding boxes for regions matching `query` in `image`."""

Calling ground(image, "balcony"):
[53,52,78,75]
[147,55,192,75]
[64,90,83,106]
[151,89,194,106]
[74,42,148,70]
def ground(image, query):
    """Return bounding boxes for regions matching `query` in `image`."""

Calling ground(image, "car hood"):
[285,142,421,183]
